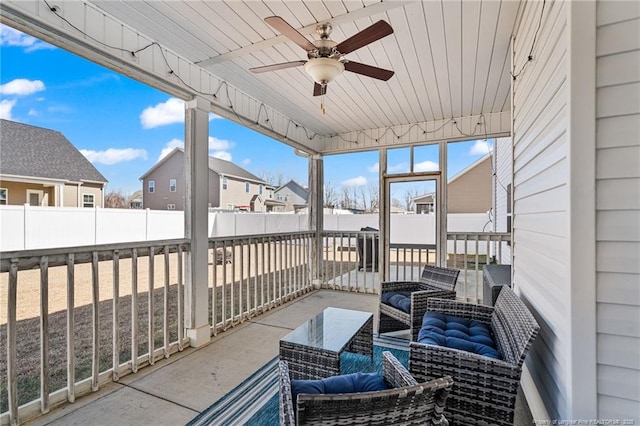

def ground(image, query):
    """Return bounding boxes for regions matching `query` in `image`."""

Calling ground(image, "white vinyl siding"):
[595,1,640,419]
[512,0,574,419]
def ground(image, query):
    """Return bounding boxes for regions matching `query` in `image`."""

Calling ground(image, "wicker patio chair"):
[379,265,460,340]
[409,286,540,426]
[279,351,453,426]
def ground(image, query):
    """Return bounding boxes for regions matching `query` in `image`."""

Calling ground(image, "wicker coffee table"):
[279,307,373,380]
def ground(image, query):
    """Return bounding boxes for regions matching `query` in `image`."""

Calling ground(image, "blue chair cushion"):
[291,372,388,403]
[381,291,412,313]
[417,312,502,359]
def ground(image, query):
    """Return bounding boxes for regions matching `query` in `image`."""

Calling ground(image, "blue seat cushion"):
[417,312,501,359]
[291,372,388,403]
[381,291,412,313]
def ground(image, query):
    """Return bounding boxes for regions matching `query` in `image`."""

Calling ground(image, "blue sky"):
[1,25,491,197]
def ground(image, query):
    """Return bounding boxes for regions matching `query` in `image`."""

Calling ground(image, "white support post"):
[308,155,323,287]
[184,96,210,347]
[379,149,388,282]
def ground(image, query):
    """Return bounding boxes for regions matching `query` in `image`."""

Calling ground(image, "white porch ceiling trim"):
[319,111,511,154]
[0,0,319,154]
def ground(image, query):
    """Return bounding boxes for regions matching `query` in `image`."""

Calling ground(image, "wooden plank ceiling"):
[90,0,521,140]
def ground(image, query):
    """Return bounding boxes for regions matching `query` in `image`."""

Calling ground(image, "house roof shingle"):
[0,119,107,183]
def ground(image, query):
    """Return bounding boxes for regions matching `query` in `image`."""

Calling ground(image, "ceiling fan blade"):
[265,16,316,52]
[250,60,307,74]
[313,83,327,97]
[335,20,394,55]
[344,61,394,81]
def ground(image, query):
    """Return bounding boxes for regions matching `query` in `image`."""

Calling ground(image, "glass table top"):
[280,307,373,353]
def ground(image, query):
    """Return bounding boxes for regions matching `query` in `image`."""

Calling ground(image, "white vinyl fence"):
[0,205,489,251]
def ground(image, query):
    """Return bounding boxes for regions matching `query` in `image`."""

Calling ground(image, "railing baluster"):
[163,246,170,358]
[91,251,99,391]
[131,249,138,372]
[8,259,18,424]
[212,242,218,332]
[67,254,75,402]
[254,240,259,311]
[232,241,237,320]
[261,238,265,308]
[112,250,120,381]
[238,240,242,321]
[40,255,50,413]
[177,245,184,349]
[222,241,227,326]
[148,247,155,365]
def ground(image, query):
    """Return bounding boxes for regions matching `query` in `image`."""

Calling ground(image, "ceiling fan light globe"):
[304,58,344,84]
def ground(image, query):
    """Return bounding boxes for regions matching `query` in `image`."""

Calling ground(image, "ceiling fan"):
[250,16,395,97]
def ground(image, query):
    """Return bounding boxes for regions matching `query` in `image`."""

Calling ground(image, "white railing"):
[0,239,189,424]
[0,229,510,424]
[208,232,314,334]
[447,232,511,303]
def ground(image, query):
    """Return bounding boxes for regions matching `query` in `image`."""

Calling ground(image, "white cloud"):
[470,139,492,155]
[341,176,367,187]
[212,151,232,161]
[0,79,45,96]
[28,108,38,116]
[141,98,225,129]
[158,138,184,161]
[388,162,408,173]
[242,158,251,166]
[414,160,439,172]
[368,162,379,173]
[80,148,147,165]
[141,98,184,129]
[0,25,54,52]
[209,136,234,150]
[0,99,16,119]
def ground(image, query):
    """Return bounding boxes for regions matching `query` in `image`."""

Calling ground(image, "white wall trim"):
[567,0,597,418]
[522,364,551,421]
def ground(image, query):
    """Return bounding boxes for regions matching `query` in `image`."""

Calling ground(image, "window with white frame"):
[222,177,228,190]
[169,179,177,192]
[149,180,155,193]
[0,188,7,205]
[167,203,176,210]
[83,193,95,208]
[245,181,250,193]
[259,184,263,195]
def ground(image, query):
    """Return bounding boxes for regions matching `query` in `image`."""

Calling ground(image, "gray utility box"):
[482,264,512,306]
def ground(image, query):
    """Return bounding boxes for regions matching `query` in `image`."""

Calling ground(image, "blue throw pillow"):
[381,291,412,313]
[418,312,502,359]
[291,372,388,404]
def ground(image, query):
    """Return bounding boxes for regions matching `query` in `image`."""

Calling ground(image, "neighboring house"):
[413,154,492,214]
[128,190,143,209]
[274,180,308,212]
[140,148,274,211]
[0,119,107,207]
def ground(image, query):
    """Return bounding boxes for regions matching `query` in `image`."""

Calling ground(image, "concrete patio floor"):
[25,289,532,425]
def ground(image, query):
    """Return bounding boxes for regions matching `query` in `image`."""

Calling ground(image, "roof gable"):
[275,179,308,202]
[140,147,267,184]
[0,119,107,183]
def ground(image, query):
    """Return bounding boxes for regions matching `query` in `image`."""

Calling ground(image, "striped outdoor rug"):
[186,335,410,426]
